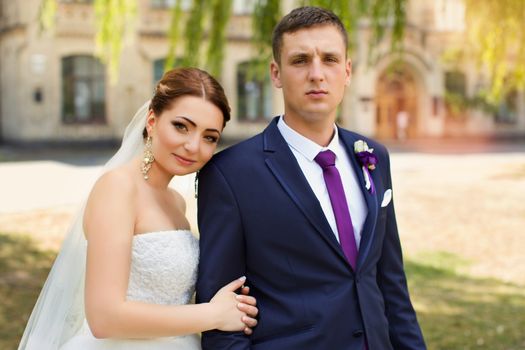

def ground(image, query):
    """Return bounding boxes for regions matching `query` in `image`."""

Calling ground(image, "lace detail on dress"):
[126,230,199,306]
[59,230,201,350]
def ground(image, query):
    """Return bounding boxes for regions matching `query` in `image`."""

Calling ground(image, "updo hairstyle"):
[143,67,231,139]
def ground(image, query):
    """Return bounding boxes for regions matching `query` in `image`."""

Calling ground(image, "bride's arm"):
[83,171,257,339]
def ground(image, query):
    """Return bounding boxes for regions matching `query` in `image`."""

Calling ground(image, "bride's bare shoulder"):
[88,165,138,203]
[83,165,139,234]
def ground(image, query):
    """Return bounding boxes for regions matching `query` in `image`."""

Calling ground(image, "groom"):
[196,6,426,350]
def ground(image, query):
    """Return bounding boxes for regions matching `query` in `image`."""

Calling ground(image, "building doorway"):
[376,67,419,139]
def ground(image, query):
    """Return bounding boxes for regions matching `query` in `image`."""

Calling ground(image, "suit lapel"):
[263,119,350,267]
[339,129,379,271]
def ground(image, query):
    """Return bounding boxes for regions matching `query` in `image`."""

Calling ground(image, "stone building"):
[1,0,524,144]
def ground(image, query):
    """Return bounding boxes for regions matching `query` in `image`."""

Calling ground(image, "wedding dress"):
[18,101,202,349]
[60,230,201,350]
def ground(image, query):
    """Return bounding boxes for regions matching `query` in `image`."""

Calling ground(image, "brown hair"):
[272,6,348,65]
[144,67,231,138]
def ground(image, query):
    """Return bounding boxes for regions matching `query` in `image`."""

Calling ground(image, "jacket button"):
[353,330,364,338]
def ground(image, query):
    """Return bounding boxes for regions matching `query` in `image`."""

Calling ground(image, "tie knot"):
[314,150,336,169]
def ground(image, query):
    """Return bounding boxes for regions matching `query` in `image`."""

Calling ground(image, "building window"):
[495,90,518,124]
[444,70,467,118]
[153,58,183,86]
[237,61,273,122]
[150,0,191,10]
[233,0,256,15]
[62,55,106,124]
[445,71,466,96]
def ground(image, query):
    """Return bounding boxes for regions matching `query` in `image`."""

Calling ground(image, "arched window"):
[237,61,273,122]
[62,55,106,124]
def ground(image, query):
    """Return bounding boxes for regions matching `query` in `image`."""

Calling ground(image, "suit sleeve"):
[376,148,427,349]
[196,161,251,349]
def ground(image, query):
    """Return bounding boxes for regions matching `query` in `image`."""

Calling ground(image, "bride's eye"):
[172,121,188,132]
[204,135,219,143]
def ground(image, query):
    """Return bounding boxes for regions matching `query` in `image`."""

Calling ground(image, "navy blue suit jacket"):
[196,118,426,349]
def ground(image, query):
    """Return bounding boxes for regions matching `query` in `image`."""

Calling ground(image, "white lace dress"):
[60,230,201,350]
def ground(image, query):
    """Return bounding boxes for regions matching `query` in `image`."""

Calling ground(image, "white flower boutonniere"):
[354,140,378,194]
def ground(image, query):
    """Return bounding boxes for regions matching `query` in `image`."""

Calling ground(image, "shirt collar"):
[277,115,341,162]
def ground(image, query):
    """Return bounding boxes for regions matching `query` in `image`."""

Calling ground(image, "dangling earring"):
[141,136,155,180]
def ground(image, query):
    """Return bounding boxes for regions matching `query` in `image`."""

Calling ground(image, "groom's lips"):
[306,89,328,98]
[172,154,196,166]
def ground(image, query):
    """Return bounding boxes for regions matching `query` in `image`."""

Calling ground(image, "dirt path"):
[392,153,525,284]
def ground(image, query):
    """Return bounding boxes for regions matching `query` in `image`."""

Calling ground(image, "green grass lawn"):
[1,232,524,349]
[0,232,55,350]
[407,252,525,349]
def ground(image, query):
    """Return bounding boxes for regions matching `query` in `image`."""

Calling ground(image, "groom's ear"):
[270,60,282,89]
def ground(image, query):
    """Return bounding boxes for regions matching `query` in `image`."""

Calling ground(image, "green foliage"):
[205,0,233,77]
[181,0,209,68]
[275,0,407,56]
[94,0,137,83]
[250,0,281,79]
[464,0,525,102]
[164,0,234,77]
[39,0,57,32]
[444,91,469,118]
[359,0,407,55]
[39,0,407,83]
[164,0,184,72]
[252,1,281,58]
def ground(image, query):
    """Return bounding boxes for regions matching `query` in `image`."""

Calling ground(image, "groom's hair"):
[272,6,348,65]
[144,67,231,139]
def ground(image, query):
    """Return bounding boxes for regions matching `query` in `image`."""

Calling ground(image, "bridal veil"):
[18,101,151,349]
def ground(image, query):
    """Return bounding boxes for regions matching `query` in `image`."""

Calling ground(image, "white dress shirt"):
[277,116,368,248]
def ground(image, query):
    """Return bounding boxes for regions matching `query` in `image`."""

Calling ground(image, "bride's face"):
[147,95,224,176]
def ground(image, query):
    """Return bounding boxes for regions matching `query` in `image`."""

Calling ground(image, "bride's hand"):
[210,276,258,335]
[237,284,258,335]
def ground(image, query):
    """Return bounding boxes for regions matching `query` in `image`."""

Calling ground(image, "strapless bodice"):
[127,230,199,305]
[59,230,201,350]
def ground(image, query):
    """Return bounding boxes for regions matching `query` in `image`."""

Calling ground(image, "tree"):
[464,0,525,103]
[39,0,407,81]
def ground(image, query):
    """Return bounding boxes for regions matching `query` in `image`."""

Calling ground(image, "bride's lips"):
[172,154,196,166]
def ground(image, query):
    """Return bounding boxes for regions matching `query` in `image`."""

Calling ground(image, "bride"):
[19,67,258,349]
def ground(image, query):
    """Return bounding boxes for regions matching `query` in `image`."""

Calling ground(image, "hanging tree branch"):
[164,0,184,72]
[39,0,407,84]
[94,0,136,83]
[181,0,209,68]
[464,0,525,102]
[205,0,233,77]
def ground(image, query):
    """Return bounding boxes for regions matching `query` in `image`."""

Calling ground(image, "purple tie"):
[315,150,358,269]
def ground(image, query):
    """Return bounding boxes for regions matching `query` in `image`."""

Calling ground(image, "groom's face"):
[270,24,351,125]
